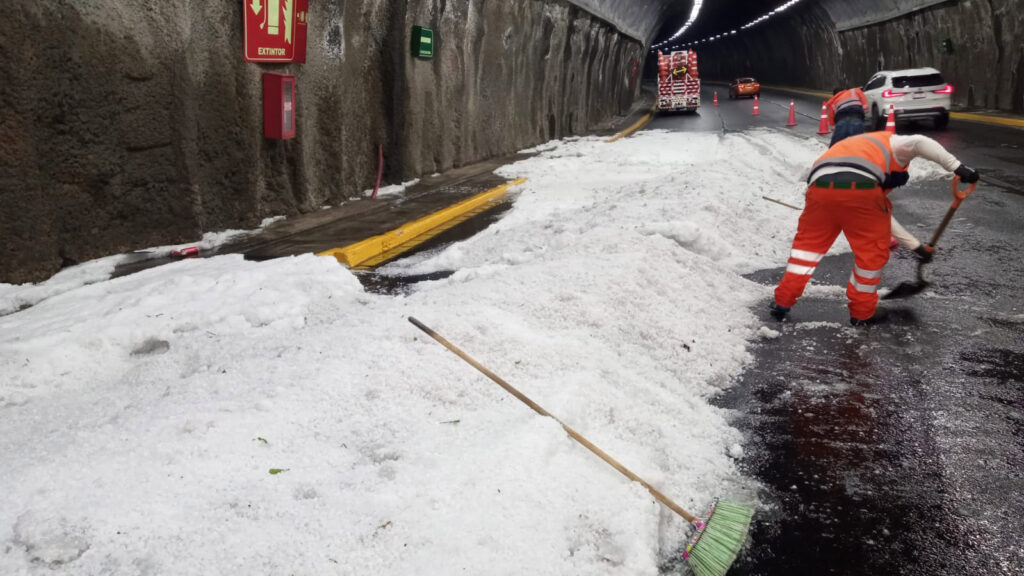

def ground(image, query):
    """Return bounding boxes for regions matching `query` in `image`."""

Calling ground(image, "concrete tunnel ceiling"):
[569,0,957,47]
[567,0,780,46]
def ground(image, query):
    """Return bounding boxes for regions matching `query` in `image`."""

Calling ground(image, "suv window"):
[864,76,886,91]
[892,73,945,88]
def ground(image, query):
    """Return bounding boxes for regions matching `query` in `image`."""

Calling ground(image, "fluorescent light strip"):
[652,0,703,50]
[653,0,803,51]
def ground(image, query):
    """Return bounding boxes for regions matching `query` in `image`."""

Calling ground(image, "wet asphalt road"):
[653,85,1024,575]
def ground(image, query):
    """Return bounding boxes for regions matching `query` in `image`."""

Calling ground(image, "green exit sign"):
[411,26,434,59]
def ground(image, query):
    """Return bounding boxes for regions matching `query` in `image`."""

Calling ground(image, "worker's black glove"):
[883,171,910,189]
[954,164,979,184]
[912,244,934,263]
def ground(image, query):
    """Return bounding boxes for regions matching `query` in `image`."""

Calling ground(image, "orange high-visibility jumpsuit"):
[774,132,909,321]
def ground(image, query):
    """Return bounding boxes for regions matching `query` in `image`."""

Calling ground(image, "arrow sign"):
[243,0,305,63]
[243,0,293,61]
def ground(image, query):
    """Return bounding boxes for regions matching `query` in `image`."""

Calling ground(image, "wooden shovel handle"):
[408,316,699,523]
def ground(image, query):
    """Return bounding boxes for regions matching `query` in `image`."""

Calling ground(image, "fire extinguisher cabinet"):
[263,73,296,139]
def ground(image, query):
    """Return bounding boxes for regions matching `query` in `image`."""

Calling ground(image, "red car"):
[729,77,760,99]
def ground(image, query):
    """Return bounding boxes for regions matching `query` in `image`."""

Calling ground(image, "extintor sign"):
[244,0,303,62]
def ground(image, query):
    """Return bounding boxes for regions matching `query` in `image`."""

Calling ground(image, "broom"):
[408,316,753,576]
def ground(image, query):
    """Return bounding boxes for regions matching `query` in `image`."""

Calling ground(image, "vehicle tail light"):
[933,84,954,94]
[881,89,906,98]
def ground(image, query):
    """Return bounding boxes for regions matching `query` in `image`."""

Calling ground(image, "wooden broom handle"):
[408,316,699,523]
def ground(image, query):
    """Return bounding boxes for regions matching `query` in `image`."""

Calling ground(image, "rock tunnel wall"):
[565,0,679,43]
[0,0,643,284]
[694,0,1024,113]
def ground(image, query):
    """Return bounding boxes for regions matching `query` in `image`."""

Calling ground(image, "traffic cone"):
[817,103,830,134]
[885,104,896,133]
[752,94,760,116]
[713,91,718,106]
[786,99,797,127]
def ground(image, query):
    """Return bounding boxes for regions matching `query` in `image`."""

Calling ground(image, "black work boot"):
[850,307,889,327]
[769,303,790,321]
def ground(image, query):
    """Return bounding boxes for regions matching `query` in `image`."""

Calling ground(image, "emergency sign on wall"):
[263,73,296,139]
[244,0,309,63]
[411,26,434,59]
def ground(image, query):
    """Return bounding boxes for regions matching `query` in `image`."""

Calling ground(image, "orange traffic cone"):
[885,104,896,133]
[713,91,719,106]
[787,99,797,127]
[817,103,830,134]
[752,95,760,116]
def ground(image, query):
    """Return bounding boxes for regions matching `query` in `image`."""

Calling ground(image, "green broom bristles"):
[683,498,755,576]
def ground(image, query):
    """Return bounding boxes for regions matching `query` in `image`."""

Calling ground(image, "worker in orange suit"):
[825,87,869,147]
[770,131,979,326]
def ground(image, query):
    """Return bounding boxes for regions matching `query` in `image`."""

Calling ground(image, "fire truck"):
[657,50,700,112]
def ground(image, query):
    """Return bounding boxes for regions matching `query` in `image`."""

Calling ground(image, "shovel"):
[882,175,978,300]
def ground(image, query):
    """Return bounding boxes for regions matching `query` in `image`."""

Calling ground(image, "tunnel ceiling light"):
[684,0,802,46]
[652,0,704,51]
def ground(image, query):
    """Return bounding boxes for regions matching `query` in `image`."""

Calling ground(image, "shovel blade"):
[881,280,929,300]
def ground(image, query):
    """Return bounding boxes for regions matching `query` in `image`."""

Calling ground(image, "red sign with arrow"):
[244,0,306,63]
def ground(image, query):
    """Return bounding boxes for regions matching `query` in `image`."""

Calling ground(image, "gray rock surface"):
[0,0,642,283]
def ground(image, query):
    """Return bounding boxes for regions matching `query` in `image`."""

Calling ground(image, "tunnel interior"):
[0,0,1020,285]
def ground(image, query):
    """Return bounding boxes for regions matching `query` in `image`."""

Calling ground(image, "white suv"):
[862,67,953,130]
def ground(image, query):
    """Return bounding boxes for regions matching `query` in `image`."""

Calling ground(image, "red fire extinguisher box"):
[263,73,296,139]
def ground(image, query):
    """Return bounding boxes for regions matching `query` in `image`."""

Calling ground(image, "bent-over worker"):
[770,131,979,326]
[825,87,869,147]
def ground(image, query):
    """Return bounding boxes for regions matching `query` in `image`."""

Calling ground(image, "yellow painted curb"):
[318,178,527,269]
[949,111,1024,128]
[606,112,653,142]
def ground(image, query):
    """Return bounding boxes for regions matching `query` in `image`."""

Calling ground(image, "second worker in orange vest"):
[770,131,979,326]
[825,87,869,147]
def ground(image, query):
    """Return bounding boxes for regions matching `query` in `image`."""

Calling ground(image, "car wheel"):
[934,112,949,130]
[871,105,883,130]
